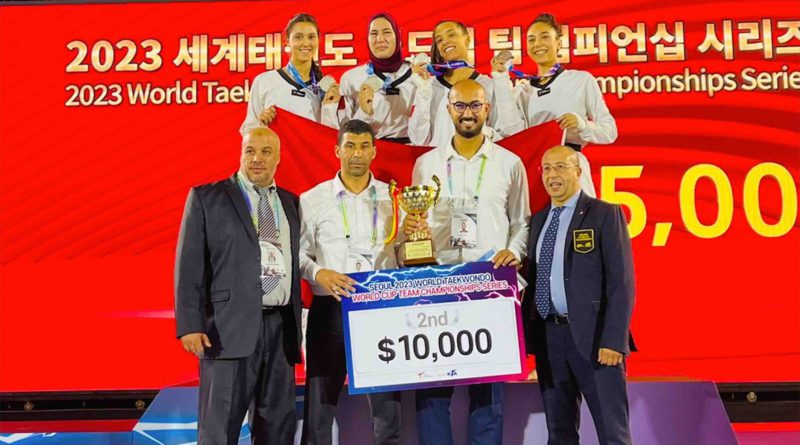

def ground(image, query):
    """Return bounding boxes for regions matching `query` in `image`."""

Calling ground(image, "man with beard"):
[299,119,403,445]
[402,79,531,445]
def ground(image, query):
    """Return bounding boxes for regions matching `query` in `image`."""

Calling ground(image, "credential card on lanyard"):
[344,248,375,273]
[260,240,287,278]
[450,210,478,249]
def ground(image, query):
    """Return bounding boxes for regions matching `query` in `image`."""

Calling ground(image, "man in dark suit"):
[175,126,303,445]
[524,145,636,445]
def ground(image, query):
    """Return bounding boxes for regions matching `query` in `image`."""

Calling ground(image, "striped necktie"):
[254,185,280,295]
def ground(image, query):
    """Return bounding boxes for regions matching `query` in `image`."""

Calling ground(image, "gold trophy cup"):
[396,175,441,266]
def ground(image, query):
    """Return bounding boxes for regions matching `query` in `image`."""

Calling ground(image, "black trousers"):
[536,322,632,445]
[301,295,402,445]
[198,309,296,445]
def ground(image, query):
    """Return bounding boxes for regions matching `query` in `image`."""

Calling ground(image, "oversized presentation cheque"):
[341,261,527,394]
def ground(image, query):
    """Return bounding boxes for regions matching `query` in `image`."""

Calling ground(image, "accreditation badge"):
[260,240,287,277]
[450,210,478,249]
[573,229,595,254]
[344,248,375,273]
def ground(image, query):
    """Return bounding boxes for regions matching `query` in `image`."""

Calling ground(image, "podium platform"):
[0,379,738,444]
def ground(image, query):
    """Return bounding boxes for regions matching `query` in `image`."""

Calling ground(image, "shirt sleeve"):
[576,72,618,144]
[407,75,434,146]
[320,102,342,129]
[240,74,268,136]
[174,188,209,338]
[490,72,527,138]
[505,159,531,261]
[513,80,534,128]
[599,204,635,353]
[299,194,323,284]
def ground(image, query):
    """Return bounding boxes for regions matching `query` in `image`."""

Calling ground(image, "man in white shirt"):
[402,79,531,445]
[299,119,402,445]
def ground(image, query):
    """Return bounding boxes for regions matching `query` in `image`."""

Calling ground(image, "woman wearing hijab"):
[407,20,525,147]
[240,13,341,135]
[508,13,618,196]
[323,13,416,142]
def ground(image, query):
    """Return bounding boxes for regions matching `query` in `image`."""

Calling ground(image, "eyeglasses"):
[449,101,486,114]
[538,163,577,175]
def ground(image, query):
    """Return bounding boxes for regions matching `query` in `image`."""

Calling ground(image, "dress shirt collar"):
[237,170,276,192]
[332,171,376,197]
[549,190,581,213]
[442,135,495,162]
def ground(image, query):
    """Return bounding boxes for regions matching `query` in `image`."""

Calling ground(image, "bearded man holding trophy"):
[399,78,531,445]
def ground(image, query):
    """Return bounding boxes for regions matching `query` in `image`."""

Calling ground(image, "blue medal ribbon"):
[366,63,395,92]
[426,60,472,76]
[286,61,323,98]
[509,63,562,82]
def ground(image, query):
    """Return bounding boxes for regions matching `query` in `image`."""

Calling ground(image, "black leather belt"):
[262,306,281,314]
[545,314,569,324]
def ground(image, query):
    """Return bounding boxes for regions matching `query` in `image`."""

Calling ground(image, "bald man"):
[175,127,303,445]
[404,79,530,445]
[524,145,636,445]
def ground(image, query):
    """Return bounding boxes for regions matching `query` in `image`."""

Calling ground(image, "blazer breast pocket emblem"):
[573,229,595,254]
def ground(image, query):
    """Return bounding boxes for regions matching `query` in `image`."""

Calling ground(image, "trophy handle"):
[384,180,400,245]
[431,175,442,205]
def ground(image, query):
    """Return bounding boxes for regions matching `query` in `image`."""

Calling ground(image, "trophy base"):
[403,240,437,267]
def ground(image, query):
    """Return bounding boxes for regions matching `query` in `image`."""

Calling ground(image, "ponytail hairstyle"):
[529,13,562,37]
[284,13,324,81]
[431,19,469,66]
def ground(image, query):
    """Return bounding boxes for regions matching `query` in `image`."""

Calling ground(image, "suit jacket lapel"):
[527,205,550,284]
[276,187,302,315]
[563,192,592,261]
[529,207,549,260]
[224,175,257,242]
[276,187,299,247]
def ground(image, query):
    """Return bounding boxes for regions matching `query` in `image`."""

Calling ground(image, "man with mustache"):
[525,145,636,445]
[403,79,531,445]
[175,127,303,445]
[299,119,403,445]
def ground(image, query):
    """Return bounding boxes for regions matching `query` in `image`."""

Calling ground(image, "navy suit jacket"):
[174,175,303,363]
[523,192,637,359]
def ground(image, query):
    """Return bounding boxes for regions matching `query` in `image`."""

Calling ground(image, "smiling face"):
[241,128,281,187]
[368,17,397,59]
[447,80,489,138]
[336,132,376,179]
[541,146,581,203]
[287,21,319,64]
[526,21,561,66]
[434,21,470,62]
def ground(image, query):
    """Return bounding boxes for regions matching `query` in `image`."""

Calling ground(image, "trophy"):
[385,176,441,266]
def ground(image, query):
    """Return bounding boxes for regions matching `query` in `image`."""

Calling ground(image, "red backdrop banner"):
[0,0,798,392]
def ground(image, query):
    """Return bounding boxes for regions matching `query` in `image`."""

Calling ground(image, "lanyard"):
[427,60,472,76]
[338,186,379,247]
[509,63,562,82]
[366,63,394,91]
[286,61,322,97]
[238,180,281,236]
[447,155,487,206]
